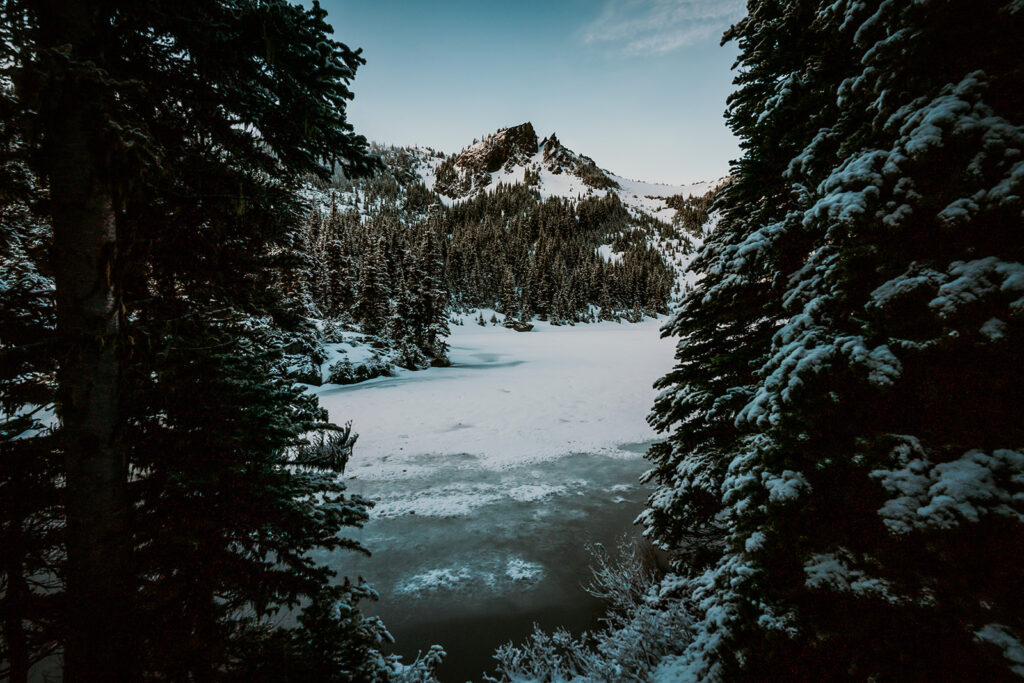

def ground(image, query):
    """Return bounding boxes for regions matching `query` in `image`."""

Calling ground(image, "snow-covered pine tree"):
[597,276,616,321]
[646,0,1024,679]
[306,209,332,316]
[357,236,392,337]
[388,251,422,369]
[647,0,850,606]
[411,229,450,363]
[518,289,533,323]
[328,212,360,319]
[499,267,517,320]
[0,130,61,683]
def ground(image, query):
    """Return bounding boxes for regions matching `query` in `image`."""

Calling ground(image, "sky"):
[317,0,744,185]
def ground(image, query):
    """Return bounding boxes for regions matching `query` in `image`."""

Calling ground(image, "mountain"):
[407,122,723,223]
[286,121,726,384]
[306,123,731,309]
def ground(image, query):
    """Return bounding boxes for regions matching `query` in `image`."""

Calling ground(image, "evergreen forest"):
[1,0,1021,681]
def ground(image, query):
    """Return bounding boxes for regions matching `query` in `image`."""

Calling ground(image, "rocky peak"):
[540,132,571,170]
[454,122,539,174]
[433,121,620,198]
[539,132,618,190]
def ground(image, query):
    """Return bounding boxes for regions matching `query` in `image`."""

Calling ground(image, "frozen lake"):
[313,314,676,681]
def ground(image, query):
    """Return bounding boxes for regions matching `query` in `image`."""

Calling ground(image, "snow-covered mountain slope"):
[410,122,724,217]
[385,122,725,298]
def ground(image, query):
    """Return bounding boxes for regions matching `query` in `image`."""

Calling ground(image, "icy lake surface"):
[312,314,676,681]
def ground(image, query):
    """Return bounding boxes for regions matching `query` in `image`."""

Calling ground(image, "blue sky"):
[318,0,744,185]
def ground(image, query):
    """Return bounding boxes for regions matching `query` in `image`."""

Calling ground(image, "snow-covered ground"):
[607,172,717,222]
[314,312,675,484]
[311,312,677,680]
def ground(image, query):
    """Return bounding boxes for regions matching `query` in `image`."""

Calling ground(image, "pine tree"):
[328,213,359,319]
[307,210,334,316]
[8,5,135,674]
[499,267,517,320]
[410,229,450,362]
[0,134,61,683]
[597,276,615,322]
[646,0,1024,679]
[4,0,386,678]
[357,236,392,337]
[518,289,533,323]
[389,249,427,369]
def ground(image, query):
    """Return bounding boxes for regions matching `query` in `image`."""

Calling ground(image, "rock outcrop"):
[433,122,618,198]
[455,122,539,173]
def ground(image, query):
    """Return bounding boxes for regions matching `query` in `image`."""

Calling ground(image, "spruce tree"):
[10,4,135,673]
[597,276,615,322]
[646,0,1024,679]
[389,251,426,369]
[357,236,392,337]
[411,229,450,362]
[499,267,517,320]
[518,289,533,323]
[0,130,61,683]
[4,0,385,678]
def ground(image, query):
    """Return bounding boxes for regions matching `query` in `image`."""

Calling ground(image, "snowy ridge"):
[418,121,723,213]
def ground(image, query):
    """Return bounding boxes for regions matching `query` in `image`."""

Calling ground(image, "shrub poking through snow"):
[489,536,692,682]
[293,424,359,473]
[326,354,396,385]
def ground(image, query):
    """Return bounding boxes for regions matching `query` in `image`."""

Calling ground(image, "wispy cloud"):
[581,0,745,55]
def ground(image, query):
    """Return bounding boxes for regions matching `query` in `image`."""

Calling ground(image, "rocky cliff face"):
[455,122,539,174]
[540,133,619,190]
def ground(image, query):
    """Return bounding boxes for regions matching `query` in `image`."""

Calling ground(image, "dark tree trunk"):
[49,113,132,681]
[36,2,133,680]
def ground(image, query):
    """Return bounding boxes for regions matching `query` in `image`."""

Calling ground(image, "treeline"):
[665,190,715,237]
[442,184,674,323]
[301,151,678,342]
[297,204,450,370]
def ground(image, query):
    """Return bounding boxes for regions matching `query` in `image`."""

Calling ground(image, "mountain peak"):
[454,122,538,174]
[426,122,715,213]
[540,132,559,150]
